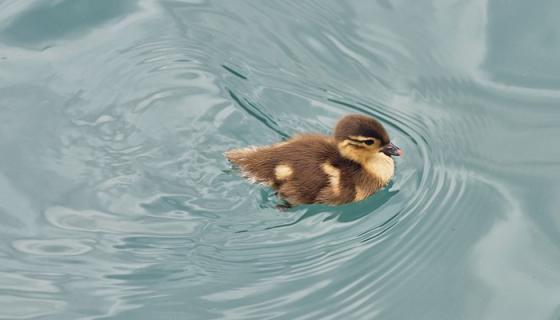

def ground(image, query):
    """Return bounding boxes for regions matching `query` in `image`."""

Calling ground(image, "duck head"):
[334,114,402,163]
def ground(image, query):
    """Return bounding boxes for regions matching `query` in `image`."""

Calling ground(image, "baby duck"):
[225,114,402,206]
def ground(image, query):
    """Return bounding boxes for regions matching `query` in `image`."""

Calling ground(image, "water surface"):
[1,0,560,319]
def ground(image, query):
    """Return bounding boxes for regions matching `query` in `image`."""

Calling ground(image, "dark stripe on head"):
[334,114,390,145]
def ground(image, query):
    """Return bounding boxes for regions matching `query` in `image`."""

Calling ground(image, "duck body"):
[225,115,402,206]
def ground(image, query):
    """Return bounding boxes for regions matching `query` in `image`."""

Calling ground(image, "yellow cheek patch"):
[274,164,293,180]
[322,162,341,196]
[338,141,372,165]
[364,155,394,186]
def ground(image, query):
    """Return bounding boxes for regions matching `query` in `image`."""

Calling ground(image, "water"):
[1,0,560,319]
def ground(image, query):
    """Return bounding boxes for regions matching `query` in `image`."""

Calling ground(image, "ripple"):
[196,65,491,318]
[12,239,94,256]
[0,296,65,319]
[45,206,204,235]
[0,272,59,293]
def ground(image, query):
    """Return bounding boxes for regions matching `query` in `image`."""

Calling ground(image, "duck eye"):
[364,139,375,146]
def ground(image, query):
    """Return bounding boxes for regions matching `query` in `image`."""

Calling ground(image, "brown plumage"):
[225,114,402,206]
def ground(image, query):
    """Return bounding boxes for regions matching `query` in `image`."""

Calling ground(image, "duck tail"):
[224,147,260,167]
[225,146,275,185]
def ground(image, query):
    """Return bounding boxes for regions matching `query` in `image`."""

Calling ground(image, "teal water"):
[1,0,560,319]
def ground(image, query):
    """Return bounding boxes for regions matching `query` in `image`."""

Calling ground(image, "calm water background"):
[1,0,560,319]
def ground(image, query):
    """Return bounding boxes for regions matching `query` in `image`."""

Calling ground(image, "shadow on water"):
[265,182,399,230]
[0,0,138,49]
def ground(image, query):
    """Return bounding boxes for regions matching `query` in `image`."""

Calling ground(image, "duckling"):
[225,114,402,206]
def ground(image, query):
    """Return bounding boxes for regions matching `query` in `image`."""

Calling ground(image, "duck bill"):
[382,142,402,157]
